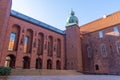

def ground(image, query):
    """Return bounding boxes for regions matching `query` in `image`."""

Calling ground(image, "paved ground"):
[7,75,120,80]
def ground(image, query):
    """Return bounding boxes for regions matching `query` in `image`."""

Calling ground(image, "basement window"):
[95,65,99,70]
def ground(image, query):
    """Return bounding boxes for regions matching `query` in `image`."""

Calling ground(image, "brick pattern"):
[0,15,65,69]
[1,0,120,75]
[65,25,83,71]
[0,0,12,65]
[81,19,120,74]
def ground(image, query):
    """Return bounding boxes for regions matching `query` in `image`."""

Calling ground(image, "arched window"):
[47,59,52,69]
[8,24,20,51]
[36,58,42,69]
[37,33,44,55]
[23,56,30,69]
[56,60,61,70]
[48,36,53,57]
[24,29,33,53]
[57,39,61,58]
[101,44,107,57]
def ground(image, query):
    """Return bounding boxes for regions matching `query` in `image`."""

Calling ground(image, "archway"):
[47,59,52,69]
[5,55,16,68]
[23,56,30,69]
[36,58,42,69]
[56,60,61,70]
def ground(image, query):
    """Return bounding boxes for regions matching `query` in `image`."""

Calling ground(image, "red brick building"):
[80,11,120,74]
[1,0,120,74]
[0,0,65,70]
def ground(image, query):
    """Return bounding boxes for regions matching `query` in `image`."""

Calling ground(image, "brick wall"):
[0,0,12,65]
[80,11,120,74]
[65,25,83,71]
[0,16,65,70]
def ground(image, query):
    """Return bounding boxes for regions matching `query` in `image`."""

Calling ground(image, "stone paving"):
[6,75,120,80]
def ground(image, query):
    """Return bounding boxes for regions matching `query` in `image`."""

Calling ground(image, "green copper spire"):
[66,10,79,27]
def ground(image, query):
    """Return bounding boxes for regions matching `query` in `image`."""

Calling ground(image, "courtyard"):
[1,75,120,80]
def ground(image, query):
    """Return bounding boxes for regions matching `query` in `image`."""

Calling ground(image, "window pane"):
[114,26,119,34]
[99,31,103,38]
[8,33,16,51]
[24,36,29,53]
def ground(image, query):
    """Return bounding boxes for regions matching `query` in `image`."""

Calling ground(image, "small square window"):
[114,26,119,35]
[99,31,103,38]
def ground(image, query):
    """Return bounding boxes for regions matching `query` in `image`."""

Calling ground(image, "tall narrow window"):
[101,44,107,57]
[25,29,33,53]
[116,41,120,55]
[48,41,51,56]
[87,47,92,58]
[37,33,44,55]
[114,26,119,35]
[8,33,16,51]
[24,36,29,53]
[33,39,36,48]
[37,39,41,54]
[8,25,20,51]
[57,39,61,58]
[99,31,103,38]
[48,36,53,57]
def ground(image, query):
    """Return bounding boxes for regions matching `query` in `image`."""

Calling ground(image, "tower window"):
[99,31,103,38]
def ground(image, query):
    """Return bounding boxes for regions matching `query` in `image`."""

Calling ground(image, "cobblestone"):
[7,75,120,80]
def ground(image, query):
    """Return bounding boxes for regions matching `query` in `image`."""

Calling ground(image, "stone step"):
[11,69,82,75]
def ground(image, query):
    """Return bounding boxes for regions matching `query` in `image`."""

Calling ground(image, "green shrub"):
[0,67,11,76]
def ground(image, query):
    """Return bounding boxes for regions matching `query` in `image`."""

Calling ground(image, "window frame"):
[113,26,119,35]
[24,36,29,53]
[101,43,107,57]
[8,32,16,51]
[99,31,103,38]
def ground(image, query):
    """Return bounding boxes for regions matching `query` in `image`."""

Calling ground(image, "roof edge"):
[10,10,65,35]
[80,11,120,28]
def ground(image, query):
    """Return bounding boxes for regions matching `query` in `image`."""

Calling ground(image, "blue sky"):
[12,0,120,30]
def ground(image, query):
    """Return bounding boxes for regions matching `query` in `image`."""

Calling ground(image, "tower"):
[0,0,12,65]
[65,10,83,71]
